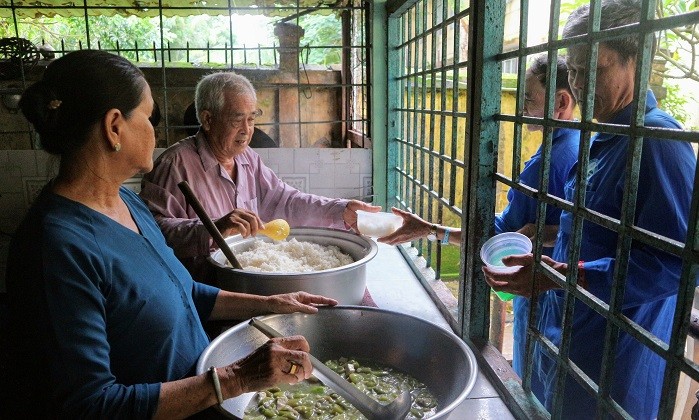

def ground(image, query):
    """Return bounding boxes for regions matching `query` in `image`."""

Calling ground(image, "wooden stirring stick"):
[177,181,243,269]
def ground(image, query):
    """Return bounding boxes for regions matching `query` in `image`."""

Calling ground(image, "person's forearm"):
[157,217,212,259]
[274,192,347,230]
[438,227,462,245]
[208,290,270,321]
[449,230,461,245]
[430,225,462,245]
[257,163,347,230]
[154,366,245,420]
[153,374,220,419]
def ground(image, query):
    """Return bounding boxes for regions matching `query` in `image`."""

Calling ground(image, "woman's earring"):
[113,143,121,152]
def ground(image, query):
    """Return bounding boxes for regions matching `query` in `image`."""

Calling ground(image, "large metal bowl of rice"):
[209,228,378,304]
[196,306,479,419]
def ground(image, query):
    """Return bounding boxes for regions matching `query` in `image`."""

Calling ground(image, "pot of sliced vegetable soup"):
[197,306,478,420]
[209,228,377,305]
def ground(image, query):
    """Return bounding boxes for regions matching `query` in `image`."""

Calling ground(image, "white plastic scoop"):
[249,317,412,420]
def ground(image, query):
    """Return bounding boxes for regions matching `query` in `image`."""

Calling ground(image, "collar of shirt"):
[531,127,578,158]
[594,90,657,143]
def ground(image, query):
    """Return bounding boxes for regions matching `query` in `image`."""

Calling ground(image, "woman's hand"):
[266,291,338,315]
[154,335,314,419]
[210,291,337,321]
[214,208,264,238]
[378,207,432,245]
[342,200,382,232]
[221,336,313,397]
[482,253,563,297]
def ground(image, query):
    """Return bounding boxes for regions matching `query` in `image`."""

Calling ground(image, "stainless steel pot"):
[197,306,479,419]
[208,228,378,305]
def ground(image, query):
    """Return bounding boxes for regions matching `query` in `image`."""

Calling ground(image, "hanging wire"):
[300,44,313,99]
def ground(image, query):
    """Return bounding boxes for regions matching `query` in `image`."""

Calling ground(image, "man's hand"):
[214,209,264,238]
[517,223,559,248]
[482,253,563,297]
[378,207,432,245]
[342,200,381,232]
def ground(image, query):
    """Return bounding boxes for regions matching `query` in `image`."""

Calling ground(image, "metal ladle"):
[249,317,412,420]
[177,181,243,269]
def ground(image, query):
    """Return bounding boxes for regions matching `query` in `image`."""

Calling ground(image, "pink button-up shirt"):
[140,133,348,281]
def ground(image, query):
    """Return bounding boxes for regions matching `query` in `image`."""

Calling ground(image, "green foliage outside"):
[1,15,238,63]
[437,245,462,280]
[416,243,460,300]
[299,14,342,66]
[660,81,695,129]
[0,12,341,66]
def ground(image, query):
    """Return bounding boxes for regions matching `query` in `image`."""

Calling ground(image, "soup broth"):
[244,357,438,420]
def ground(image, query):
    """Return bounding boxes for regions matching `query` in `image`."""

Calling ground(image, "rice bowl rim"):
[208,227,378,276]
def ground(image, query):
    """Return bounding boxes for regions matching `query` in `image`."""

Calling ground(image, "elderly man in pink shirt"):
[140,71,379,283]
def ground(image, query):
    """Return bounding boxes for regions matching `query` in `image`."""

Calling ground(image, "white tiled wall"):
[0,147,372,291]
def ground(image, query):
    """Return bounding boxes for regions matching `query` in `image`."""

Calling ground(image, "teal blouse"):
[5,186,219,418]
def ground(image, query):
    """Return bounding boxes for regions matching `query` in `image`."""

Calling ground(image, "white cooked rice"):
[232,238,354,273]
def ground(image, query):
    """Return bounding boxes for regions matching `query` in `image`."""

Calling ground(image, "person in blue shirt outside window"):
[483,0,696,418]
[494,53,580,401]
[378,54,580,403]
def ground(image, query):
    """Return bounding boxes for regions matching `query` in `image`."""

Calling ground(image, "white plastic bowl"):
[480,232,532,273]
[356,210,403,237]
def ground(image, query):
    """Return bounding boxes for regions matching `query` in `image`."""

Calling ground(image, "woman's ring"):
[288,362,300,375]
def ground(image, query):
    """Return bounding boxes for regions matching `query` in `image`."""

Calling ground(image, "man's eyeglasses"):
[229,109,263,129]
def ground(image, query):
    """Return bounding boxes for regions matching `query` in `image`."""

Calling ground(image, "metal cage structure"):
[1,0,699,417]
[384,0,699,418]
[0,0,372,149]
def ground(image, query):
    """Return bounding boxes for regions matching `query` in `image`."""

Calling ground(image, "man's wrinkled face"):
[202,90,259,157]
[566,44,636,122]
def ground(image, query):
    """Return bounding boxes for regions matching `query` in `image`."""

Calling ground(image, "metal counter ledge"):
[365,241,516,420]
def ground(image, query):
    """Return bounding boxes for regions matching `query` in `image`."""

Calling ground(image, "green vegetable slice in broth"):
[244,357,438,420]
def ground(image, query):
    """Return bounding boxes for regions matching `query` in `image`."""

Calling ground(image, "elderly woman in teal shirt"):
[4,50,336,419]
